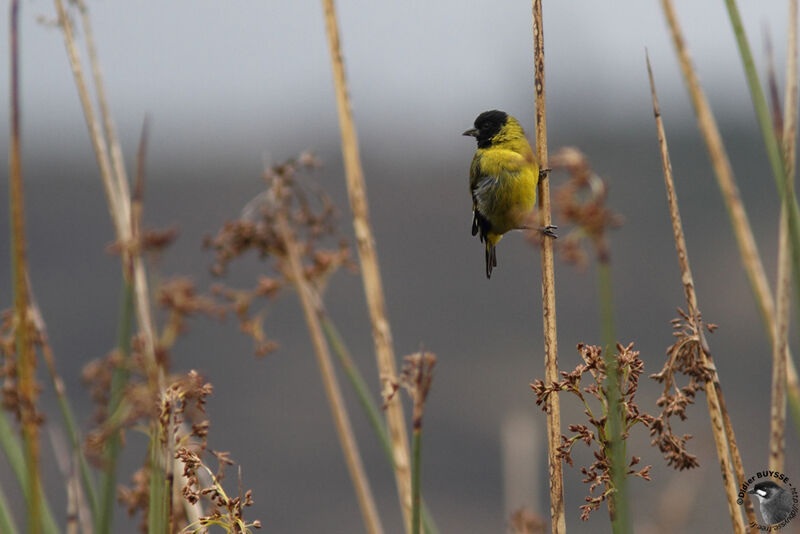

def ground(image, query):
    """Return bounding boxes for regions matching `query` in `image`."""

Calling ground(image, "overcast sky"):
[1,0,795,169]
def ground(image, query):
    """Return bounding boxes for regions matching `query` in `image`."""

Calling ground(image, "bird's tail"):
[485,234,500,278]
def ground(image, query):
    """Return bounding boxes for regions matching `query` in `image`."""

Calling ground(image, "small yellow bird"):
[463,110,552,278]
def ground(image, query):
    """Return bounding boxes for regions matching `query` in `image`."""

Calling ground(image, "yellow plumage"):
[464,110,539,278]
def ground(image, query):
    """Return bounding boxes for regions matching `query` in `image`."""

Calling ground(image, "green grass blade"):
[0,483,19,534]
[723,0,800,317]
[147,423,169,534]
[320,315,440,534]
[98,278,135,533]
[723,0,800,440]
[0,412,60,534]
[598,262,629,533]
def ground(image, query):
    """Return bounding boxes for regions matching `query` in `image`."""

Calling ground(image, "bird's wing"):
[471,175,496,239]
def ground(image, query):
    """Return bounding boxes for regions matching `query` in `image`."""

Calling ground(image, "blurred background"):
[2,0,800,532]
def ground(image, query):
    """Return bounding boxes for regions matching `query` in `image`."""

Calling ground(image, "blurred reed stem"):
[98,279,134,534]
[411,419,422,534]
[29,291,99,526]
[770,0,798,474]
[531,2,566,532]
[0,483,18,534]
[53,0,161,389]
[320,315,441,534]
[597,261,628,533]
[276,192,384,534]
[321,1,413,530]
[9,1,42,531]
[147,425,168,534]
[660,0,800,440]
[0,412,59,534]
[647,54,747,534]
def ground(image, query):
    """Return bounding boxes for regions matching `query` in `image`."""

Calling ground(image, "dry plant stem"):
[647,56,746,534]
[771,0,799,473]
[9,2,41,532]
[276,204,384,534]
[321,0,412,529]
[52,0,121,235]
[76,0,132,227]
[0,484,18,534]
[532,2,565,533]
[320,313,440,534]
[660,0,800,424]
[29,290,99,525]
[53,0,160,388]
[771,212,790,473]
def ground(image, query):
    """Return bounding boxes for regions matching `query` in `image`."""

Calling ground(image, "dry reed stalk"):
[9,2,41,532]
[660,0,800,423]
[275,189,384,534]
[531,2,566,533]
[647,55,747,534]
[770,0,799,473]
[53,0,160,387]
[771,214,790,473]
[321,0,412,529]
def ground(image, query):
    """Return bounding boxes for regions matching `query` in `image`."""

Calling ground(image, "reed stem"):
[647,54,746,534]
[660,0,800,438]
[531,2,565,532]
[276,194,384,534]
[320,1,412,529]
[9,2,41,531]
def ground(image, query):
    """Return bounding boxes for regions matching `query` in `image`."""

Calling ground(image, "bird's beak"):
[747,488,756,495]
[462,128,478,137]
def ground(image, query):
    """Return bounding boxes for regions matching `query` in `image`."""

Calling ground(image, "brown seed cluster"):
[176,448,261,533]
[203,152,356,356]
[531,343,653,520]
[0,308,43,426]
[649,309,716,470]
[528,147,623,267]
[381,351,437,441]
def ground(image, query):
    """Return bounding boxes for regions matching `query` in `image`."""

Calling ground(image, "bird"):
[748,480,793,525]
[463,110,553,278]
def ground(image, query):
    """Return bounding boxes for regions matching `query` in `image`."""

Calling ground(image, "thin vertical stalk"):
[53,0,160,389]
[771,212,790,473]
[770,0,799,473]
[276,198,384,534]
[28,292,99,525]
[0,412,59,534]
[321,313,440,534]
[101,120,147,532]
[0,483,18,534]
[147,425,168,534]
[531,2,565,533]
[723,0,800,344]
[97,280,134,534]
[598,262,615,353]
[598,260,628,533]
[660,0,800,433]
[9,2,41,532]
[647,55,746,534]
[320,1,412,530]
[411,421,422,534]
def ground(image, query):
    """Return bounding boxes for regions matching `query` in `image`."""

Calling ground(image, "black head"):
[463,110,509,148]
[749,481,785,499]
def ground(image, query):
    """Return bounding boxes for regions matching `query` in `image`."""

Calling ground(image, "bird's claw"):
[539,225,557,238]
[539,167,552,181]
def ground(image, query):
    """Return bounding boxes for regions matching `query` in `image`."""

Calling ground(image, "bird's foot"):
[539,225,557,238]
[539,167,552,181]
